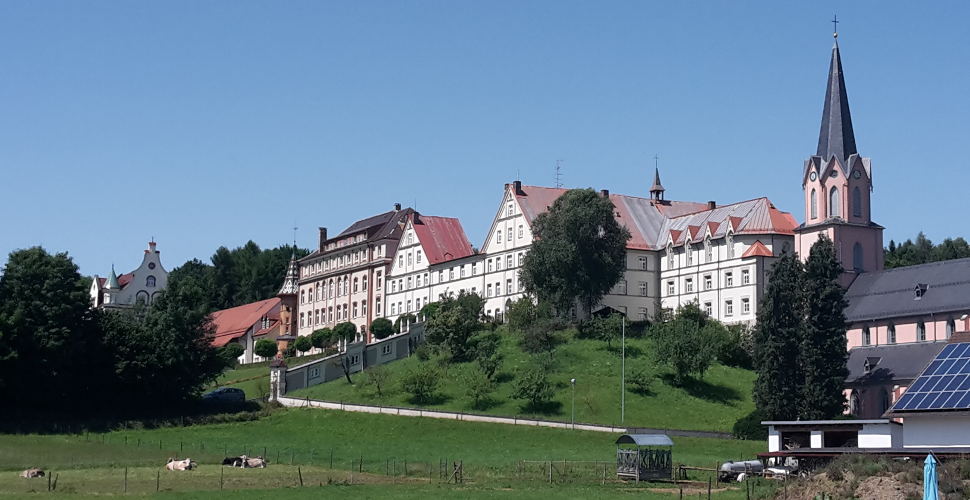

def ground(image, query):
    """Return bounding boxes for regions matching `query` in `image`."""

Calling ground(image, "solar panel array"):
[890,342,970,412]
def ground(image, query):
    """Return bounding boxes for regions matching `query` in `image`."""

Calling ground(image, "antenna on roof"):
[554,160,564,188]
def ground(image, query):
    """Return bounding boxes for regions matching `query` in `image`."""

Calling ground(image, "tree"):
[363,365,391,398]
[293,335,313,354]
[0,247,102,412]
[800,236,849,419]
[626,362,655,395]
[650,303,721,385]
[424,291,484,362]
[419,302,440,322]
[310,328,332,349]
[469,331,503,379]
[400,364,441,403]
[511,359,555,411]
[370,318,394,340]
[752,253,805,421]
[884,232,970,269]
[254,339,278,359]
[519,189,631,317]
[219,343,245,366]
[586,313,623,349]
[393,313,416,334]
[333,322,358,344]
[519,319,561,354]
[463,368,495,409]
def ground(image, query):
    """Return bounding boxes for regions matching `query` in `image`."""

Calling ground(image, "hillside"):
[290,327,756,433]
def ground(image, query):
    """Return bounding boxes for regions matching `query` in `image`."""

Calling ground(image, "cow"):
[19,469,44,478]
[165,458,197,471]
[227,455,267,468]
[222,456,245,467]
[244,456,267,468]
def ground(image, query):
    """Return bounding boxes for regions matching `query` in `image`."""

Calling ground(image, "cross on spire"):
[832,14,839,38]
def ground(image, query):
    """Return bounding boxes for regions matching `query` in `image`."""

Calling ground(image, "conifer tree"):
[752,253,805,421]
[800,236,849,419]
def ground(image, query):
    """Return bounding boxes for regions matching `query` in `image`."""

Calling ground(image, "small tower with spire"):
[649,167,666,202]
[274,252,300,358]
[795,26,884,286]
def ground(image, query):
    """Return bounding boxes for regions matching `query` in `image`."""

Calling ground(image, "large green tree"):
[800,237,849,419]
[520,189,631,316]
[0,248,102,411]
[885,232,970,269]
[650,303,722,385]
[424,291,484,362]
[752,253,805,421]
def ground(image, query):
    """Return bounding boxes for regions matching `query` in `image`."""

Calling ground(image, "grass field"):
[0,408,771,498]
[290,329,755,432]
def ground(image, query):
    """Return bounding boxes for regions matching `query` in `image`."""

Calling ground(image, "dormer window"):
[863,357,880,374]
[915,283,928,300]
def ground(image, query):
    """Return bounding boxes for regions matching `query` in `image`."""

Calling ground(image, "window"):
[725,300,734,316]
[352,302,358,318]
[686,242,693,265]
[376,272,382,289]
[726,232,734,259]
[300,290,305,304]
[391,303,397,315]
[449,268,455,280]
[639,281,648,296]
[376,299,381,315]
[472,262,478,275]
[852,186,862,217]
[505,279,512,295]
[704,274,712,290]
[362,300,367,316]
[666,280,675,295]
[507,228,512,241]
[299,313,305,327]
[616,279,627,295]
[496,258,502,270]
[146,275,156,287]
[742,297,750,314]
[862,327,871,346]
[460,266,466,278]
[685,278,694,293]
[667,244,674,268]
[353,277,359,293]
[363,276,368,291]
[391,281,397,293]
[310,367,321,378]
[917,321,926,341]
[487,284,493,297]
[487,260,493,272]
[829,186,841,217]
[518,252,524,266]
[704,302,712,316]
[407,300,412,312]
[496,230,502,244]
[639,308,649,320]
[328,307,333,322]
[506,255,513,268]
[350,354,360,366]
[381,344,392,355]
[741,269,750,285]
[416,274,422,287]
[725,271,734,287]
[853,243,864,272]
[887,324,896,344]
[407,253,413,266]
[398,279,403,291]
[947,319,955,339]
[416,250,422,264]
[705,237,712,263]
[399,255,404,267]
[507,203,514,217]
[811,188,818,219]
[407,277,412,289]
[407,233,413,245]
[315,310,320,324]
[518,224,524,238]
[638,256,648,270]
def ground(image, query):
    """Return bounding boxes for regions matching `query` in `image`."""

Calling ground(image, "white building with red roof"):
[384,212,478,323]
[89,241,169,309]
[210,297,282,364]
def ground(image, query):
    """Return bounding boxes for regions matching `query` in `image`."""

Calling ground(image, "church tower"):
[274,253,300,357]
[795,33,884,286]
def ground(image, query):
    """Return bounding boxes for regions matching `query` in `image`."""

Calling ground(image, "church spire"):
[278,253,299,295]
[816,35,857,163]
[649,155,665,201]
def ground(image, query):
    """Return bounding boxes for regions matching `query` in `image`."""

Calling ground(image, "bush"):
[254,339,278,359]
[650,303,720,385]
[580,313,624,348]
[519,319,561,354]
[400,364,441,403]
[463,368,495,409]
[363,365,391,398]
[424,291,484,362]
[219,343,245,366]
[370,318,394,339]
[626,363,654,395]
[333,322,358,343]
[293,335,313,354]
[506,297,542,332]
[732,409,767,440]
[512,357,555,409]
[716,324,753,369]
[469,331,502,379]
[310,328,332,349]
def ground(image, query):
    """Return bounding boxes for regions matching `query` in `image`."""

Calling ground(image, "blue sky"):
[2,1,968,276]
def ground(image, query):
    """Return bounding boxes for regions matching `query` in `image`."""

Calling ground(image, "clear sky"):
[2,1,968,276]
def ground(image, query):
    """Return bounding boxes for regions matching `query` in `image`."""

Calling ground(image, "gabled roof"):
[741,240,773,258]
[412,214,476,265]
[210,297,281,347]
[816,40,858,164]
[660,198,797,247]
[844,258,970,323]
[846,341,947,386]
[97,273,134,290]
[302,207,414,261]
[336,210,399,238]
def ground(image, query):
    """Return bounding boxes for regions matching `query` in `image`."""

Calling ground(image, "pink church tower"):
[794,34,884,287]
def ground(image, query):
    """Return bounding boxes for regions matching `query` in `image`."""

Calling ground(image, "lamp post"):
[621,316,625,425]
[570,378,577,429]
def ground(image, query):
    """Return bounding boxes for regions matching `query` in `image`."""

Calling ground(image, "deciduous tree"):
[424,291,484,362]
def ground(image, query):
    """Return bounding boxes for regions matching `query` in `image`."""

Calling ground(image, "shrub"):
[333,322,358,343]
[363,365,391,398]
[716,324,753,369]
[463,368,495,409]
[219,343,245,366]
[506,297,539,332]
[400,364,441,403]
[731,409,767,440]
[469,331,502,379]
[310,328,332,349]
[512,358,555,409]
[293,335,313,354]
[626,363,654,395]
[424,291,484,362]
[254,339,278,359]
[650,303,720,385]
[370,318,394,339]
[581,313,624,348]
[519,319,561,354]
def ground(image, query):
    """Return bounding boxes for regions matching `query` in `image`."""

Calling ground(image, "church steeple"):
[649,167,665,201]
[278,253,299,295]
[816,36,857,163]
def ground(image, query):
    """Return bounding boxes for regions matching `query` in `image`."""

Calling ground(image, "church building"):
[89,241,169,309]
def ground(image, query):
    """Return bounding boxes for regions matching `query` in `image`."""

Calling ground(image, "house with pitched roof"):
[384,212,478,324]
[296,204,413,344]
[211,297,282,364]
[90,241,169,309]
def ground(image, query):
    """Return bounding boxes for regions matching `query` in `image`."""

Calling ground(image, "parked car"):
[202,387,245,403]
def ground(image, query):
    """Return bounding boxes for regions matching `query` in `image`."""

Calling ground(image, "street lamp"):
[571,378,577,429]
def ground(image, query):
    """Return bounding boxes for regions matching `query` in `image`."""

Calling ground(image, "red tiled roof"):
[412,215,475,265]
[741,240,774,258]
[96,273,135,289]
[210,298,281,347]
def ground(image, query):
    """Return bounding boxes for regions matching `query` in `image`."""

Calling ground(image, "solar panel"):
[888,342,970,413]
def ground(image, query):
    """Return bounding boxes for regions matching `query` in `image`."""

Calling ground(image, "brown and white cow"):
[19,468,44,478]
[165,458,197,471]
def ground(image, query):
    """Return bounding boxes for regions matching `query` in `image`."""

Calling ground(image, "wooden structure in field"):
[615,434,673,481]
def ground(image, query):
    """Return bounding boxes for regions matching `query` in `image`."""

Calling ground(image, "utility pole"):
[621,317,626,424]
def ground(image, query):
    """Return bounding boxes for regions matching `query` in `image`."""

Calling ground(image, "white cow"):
[165,458,197,471]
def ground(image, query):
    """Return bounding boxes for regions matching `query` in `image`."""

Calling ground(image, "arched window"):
[705,237,713,263]
[726,231,734,259]
[862,327,871,345]
[852,243,863,272]
[810,189,818,219]
[880,390,892,414]
[146,275,156,287]
[852,186,862,217]
[135,291,149,305]
[829,187,841,217]
[947,319,955,339]
[686,241,693,266]
[887,324,896,344]
[666,244,674,268]
[850,393,861,416]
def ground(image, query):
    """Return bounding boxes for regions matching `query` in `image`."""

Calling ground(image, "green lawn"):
[290,329,755,432]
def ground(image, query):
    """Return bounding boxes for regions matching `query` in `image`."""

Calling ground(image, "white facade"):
[902,414,970,448]
[385,222,432,322]
[90,241,169,308]
[480,186,533,319]
[428,255,486,305]
[765,420,902,452]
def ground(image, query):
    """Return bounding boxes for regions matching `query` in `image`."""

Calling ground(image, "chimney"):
[600,189,610,197]
[318,227,328,251]
[707,201,716,210]
[394,203,401,211]
[513,180,523,195]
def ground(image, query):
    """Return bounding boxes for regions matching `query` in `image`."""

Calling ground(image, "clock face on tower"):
[810,171,818,181]
[853,170,862,179]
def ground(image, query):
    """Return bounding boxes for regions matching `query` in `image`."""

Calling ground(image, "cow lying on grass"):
[222,455,267,468]
[165,458,197,471]
[19,469,44,478]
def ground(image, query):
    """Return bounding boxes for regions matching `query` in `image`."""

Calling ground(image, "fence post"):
[708,477,712,500]
[156,470,160,492]
[330,449,333,469]
[548,461,552,483]
[298,466,304,487]
[220,465,224,490]
[123,467,128,493]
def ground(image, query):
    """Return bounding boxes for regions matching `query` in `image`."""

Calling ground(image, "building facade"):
[90,241,169,309]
